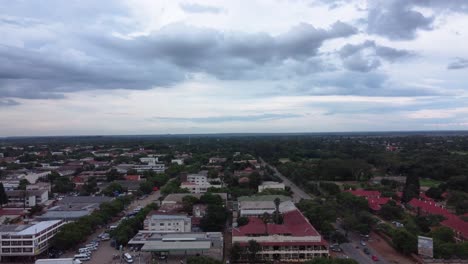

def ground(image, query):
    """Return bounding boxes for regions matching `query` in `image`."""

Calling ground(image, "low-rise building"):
[171,159,184,165]
[128,231,223,260]
[237,195,294,217]
[258,181,285,192]
[144,212,191,232]
[208,157,227,164]
[0,220,64,258]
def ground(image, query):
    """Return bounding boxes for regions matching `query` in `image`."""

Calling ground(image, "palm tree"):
[260,212,270,235]
[273,197,281,224]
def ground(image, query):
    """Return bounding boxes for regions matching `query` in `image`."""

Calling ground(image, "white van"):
[123,253,134,263]
[74,254,91,261]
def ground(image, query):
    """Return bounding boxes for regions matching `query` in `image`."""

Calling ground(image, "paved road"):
[259,157,312,203]
[336,221,388,264]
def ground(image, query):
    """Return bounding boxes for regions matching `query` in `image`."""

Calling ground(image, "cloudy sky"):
[1,0,468,136]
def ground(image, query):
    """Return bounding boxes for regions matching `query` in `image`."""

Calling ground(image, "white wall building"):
[6,190,49,208]
[187,173,208,184]
[180,182,222,194]
[0,220,65,257]
[144,214,191,232]
[171,159,184,165]
[258,181,285,192]
[140,157,158,165]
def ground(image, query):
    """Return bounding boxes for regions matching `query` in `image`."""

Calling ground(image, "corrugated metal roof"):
[141,241,211,251]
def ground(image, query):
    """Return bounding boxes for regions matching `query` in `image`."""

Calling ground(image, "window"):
[2,241,10,246]
[2,248,10,253]
[24,248,33,252]
[23,241,33,246]
[12,248,22,253]
[160,223,164,226]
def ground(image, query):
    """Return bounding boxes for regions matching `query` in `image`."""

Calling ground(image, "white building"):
[171,159,184,165]
[19,171,51,184]
[140,157,158,165]
[258,181,285,192]
[187,173,209,184]
[135,164,165,173]
[144,213,191,232]
[0,220,65,257]
[6,190,49,208]
[0,181,19,191]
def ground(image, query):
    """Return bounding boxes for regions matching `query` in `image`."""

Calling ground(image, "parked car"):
[360,240,367,246]
[363,247,370,255]
[372,255,379,261]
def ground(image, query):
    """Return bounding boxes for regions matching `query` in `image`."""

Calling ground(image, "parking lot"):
[60,191,161,264]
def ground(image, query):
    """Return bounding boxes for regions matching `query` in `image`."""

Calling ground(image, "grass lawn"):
[420,178,442,188]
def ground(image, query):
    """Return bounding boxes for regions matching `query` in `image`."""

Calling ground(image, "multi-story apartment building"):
[144,213,191,232]
[6,190,49,208]
[180,172,222,194]
[0,220,64,258]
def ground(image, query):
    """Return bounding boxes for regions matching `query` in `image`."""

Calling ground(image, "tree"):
[431,227,455,243]
[47,171,60,183]
[102,183,125,196]
[52,177,75,193]
[392,229,417,255]
[237,216,249,227]
[0,183,8,208]
[247,240,261,263]
[402,175,420,203]
[182,195,199,214]
[231,242,242,262]
[187,256,222,264]
[139,181,153,194]
[380,200,404,220]
[18,179,30,190]
[273,197,283,224]
[106,169,122,182]
[305,258,358,264]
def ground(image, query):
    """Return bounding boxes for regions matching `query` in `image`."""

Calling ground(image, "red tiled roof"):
[368,197,390,211]
[408,198,468,240]
[237,241,327,247]
[346,189,392,211]
[233,209,320,237]
[180,181,197,186]
[0,209,25,216]
[125,175,141,181]
[347,189,381,198]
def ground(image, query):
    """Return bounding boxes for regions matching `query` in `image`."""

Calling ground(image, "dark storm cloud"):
[179,3,222,13]
[150,113,301,123]
[447,58,468,70]
[0,99,19,107]
[1,17,357,100]
[367,0,434,40]
[96,22,357,79]
[0,45,186,99]
[339,40,414,72]
[367,0,468,40]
